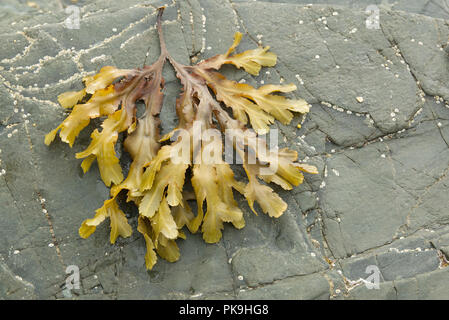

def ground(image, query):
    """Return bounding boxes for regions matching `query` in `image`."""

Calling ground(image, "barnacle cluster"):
[45,7,317,269]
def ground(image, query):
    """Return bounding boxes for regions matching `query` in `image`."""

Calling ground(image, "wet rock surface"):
[0,0,448,299]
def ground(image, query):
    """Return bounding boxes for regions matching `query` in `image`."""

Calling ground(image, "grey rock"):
[376,250,440,281]
[394,268,449,299]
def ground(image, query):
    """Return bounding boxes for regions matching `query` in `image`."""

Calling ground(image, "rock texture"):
[1,0,449,299]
